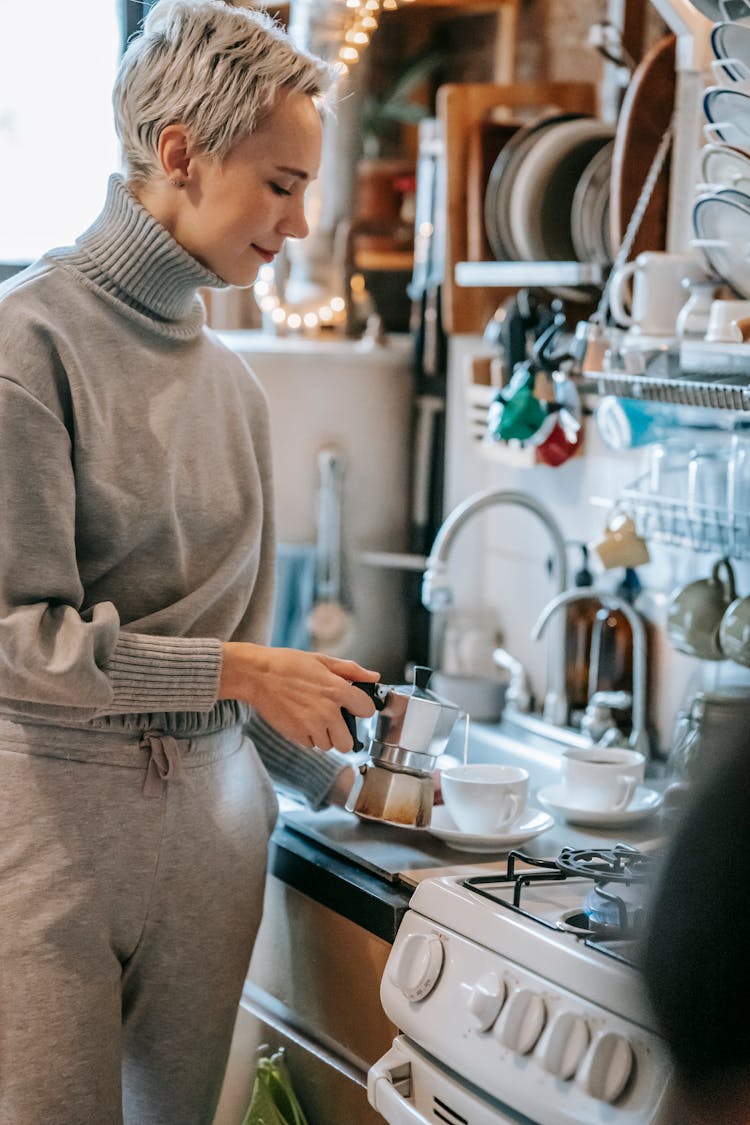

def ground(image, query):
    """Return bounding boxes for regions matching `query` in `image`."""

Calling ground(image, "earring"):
[170,177,186,189]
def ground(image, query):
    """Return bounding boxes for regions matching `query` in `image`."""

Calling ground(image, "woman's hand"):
[218,642,380,751]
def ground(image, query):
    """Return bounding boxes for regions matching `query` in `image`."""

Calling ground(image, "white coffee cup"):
[705,298,750,343]
[609,251,707,338]
[560,747,645,813]
[440,763,529,835]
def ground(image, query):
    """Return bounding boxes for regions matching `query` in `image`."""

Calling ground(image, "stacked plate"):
[484,114,615,269]
[695,21,750,298]
[688,0,750,20]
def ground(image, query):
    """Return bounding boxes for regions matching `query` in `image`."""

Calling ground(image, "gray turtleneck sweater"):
[0,174,346,806]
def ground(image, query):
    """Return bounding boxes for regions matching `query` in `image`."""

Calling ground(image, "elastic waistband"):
[0,715,247,769]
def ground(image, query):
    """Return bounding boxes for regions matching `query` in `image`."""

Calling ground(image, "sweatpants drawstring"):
[140,732,186,797]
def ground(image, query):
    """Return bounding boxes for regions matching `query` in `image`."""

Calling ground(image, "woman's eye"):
[270,182,292,197]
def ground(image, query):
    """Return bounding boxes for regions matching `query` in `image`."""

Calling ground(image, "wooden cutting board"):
[610,34,677,260]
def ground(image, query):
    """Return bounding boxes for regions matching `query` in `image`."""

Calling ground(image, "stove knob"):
[578,1031,634,1103]
[464,972,506,1031]
[495,988,546,1054]
[538,1011,590,1080]
[388,932,444,1002]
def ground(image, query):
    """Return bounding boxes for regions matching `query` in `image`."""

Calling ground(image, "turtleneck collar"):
[46,174,228,341]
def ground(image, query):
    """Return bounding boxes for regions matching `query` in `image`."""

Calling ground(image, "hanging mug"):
[609,251,708,338]
[532,369,583,467]
[487,365,547,443]
[667,557,737,661]
[589,511,650,571]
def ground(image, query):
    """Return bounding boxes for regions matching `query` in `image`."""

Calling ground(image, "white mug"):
[705,298,750,343]
[609,251,707,338]
[561,747,645,813]
[440,764,529,835]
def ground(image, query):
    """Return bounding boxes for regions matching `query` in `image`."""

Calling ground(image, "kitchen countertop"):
[268,796,667,944]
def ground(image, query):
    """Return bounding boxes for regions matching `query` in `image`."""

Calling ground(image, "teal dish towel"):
[270,543,316,650]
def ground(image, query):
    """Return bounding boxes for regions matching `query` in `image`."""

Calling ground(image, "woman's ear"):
[158,124,191,187]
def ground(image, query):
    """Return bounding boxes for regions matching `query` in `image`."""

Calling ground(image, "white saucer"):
[536,784,664,828]
[426,805,554,853]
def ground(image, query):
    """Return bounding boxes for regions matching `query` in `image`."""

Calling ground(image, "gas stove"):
[368,845,673,1125]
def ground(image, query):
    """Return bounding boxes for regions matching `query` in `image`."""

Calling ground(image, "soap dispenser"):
[564,544,600,725]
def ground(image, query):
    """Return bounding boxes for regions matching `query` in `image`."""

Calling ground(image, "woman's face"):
[176,88,322,287]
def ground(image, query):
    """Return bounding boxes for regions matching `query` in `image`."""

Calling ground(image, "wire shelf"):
[621,472,750,558]
[593,371,750,412]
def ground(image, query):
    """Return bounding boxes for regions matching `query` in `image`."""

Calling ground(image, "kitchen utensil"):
[688,0,750,19]
[533,409,582,467]
[484,112,584,261]
[487,364,547,443]
[692,191,750,298]
[701,142,750,191]
[307,447,354,656]
[425,804,553,852]
[440,763,529,835]
[570,140,614,264]
[675,276,720,339]
[712,20,750,85]
[666,557,737,660]
[537,783,662,827]
[719,590,750,663]
[508,118,615,262]
[668,684,750,782]
[704,85,750,147]
[428,671,506,722]
[610,35,676,260]
[589,512,650,570]
[594,397,682,450]
[705,297,750,340]
[608,250,707,338]
[345,669,462,828]
[559,746,646,813]
[686,448,731,550]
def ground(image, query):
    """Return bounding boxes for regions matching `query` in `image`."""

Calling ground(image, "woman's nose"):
[279,197,309,240]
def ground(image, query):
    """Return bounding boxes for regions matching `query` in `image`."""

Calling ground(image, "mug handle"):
[613,774,639,812]
[608,260,637,328]
[714,557,737,602]
[496,793,521,831]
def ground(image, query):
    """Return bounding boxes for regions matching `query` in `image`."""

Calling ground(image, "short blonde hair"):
[114,0,335,183]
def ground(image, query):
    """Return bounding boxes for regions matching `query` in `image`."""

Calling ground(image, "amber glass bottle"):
[589,568,642,733]
[565,545,600,726]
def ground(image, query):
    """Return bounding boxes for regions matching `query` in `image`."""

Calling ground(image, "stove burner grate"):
[463,843,657,944]
[555,843,657,885]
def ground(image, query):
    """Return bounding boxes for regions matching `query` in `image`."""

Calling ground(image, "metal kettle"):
[345,668,462,828]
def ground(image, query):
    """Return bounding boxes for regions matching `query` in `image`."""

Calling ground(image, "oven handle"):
[369,1041,531,1125]
[369,1051,429,1125]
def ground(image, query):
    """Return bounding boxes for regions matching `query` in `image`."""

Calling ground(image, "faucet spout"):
[422,488,569,725]
[531,589,651,758]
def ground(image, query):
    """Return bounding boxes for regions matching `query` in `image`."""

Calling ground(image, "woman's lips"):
[252,244,276,264]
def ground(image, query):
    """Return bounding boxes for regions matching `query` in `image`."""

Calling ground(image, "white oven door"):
[368,1036,537,1125]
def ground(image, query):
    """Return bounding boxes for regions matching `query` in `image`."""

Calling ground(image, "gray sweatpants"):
[0,717,279,1125]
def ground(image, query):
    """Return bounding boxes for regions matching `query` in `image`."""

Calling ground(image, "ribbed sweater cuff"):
[247,711,349,810]
[108,633,222,712]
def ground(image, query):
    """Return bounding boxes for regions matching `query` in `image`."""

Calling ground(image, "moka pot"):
[345,671,462,828]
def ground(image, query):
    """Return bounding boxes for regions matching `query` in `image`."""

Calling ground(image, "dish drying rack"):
[620,470,750,556]
[593,367,750,411]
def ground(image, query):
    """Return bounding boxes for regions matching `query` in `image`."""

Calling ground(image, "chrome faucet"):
[531,589,651,758]
[422,488,569,725]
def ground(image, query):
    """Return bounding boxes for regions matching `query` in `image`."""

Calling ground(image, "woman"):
[0,2,378,1122]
